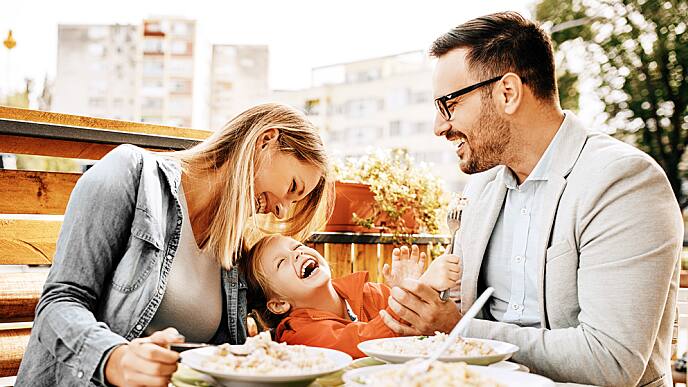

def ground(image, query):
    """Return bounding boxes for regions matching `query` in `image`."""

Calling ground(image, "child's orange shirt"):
[274,272,398,358]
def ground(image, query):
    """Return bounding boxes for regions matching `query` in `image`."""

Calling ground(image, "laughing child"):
[239,234,460,358]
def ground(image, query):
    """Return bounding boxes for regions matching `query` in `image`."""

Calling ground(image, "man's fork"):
[439,202,463,301]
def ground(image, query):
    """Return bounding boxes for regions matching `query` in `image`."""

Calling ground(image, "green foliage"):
[15,155,82,172]
[536,0,688,207]
[334,149,448,242]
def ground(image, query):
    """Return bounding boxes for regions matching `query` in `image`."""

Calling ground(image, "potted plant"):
[327,148,448,242]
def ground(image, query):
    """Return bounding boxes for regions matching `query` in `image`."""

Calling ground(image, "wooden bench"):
[0,106,448,382]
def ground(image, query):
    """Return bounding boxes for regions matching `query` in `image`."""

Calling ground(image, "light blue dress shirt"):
[482,120,566,327]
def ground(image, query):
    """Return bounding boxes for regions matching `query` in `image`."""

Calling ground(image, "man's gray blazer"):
[458,112,684,386]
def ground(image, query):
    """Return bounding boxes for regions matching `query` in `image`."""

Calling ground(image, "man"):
[379,11,683,386]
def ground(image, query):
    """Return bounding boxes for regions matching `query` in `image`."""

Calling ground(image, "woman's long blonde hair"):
[170,103,333,269]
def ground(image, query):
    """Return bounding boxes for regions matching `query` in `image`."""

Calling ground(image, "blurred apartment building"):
[54,24,141,121]
[140,17,195,127]
[208,44,269,131]
[273,50,467,192]
[53,17,195,127]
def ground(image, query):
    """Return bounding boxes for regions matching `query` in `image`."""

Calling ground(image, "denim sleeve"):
[31,145,141,385]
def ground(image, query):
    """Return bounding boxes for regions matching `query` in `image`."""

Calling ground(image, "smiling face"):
[256,235,332,312]
[432,49,512,174]
[253,129,323,219]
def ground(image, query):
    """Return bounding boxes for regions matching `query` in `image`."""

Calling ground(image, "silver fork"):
[439,198,465,301]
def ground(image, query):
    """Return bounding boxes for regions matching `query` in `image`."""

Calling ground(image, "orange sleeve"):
[363,281,392,311]
[279,313,398,359]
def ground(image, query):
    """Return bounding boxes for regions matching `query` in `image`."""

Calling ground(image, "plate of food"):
[180,332,352,386]
[342,361,555,387]
[357,333,518,365]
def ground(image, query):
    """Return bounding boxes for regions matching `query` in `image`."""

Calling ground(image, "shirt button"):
[520,208,528,215]
[512,304,521,310]
[135,324,143,330]
[77,370,84,378]
[514,256,523,263]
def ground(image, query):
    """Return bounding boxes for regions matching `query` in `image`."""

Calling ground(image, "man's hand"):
[420,251,461,291]
[382,245,426,289]
[105,327,184,387]
[379,278,461,335]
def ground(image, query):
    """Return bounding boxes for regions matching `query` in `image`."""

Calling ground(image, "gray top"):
[145,184,222,342]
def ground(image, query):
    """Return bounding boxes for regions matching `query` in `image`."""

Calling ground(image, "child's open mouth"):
[299,257,320,279]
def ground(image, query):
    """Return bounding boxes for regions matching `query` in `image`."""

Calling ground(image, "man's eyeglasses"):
[434,75,525,121]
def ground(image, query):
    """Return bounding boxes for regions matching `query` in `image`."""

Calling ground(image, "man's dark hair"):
[430,11,557,102]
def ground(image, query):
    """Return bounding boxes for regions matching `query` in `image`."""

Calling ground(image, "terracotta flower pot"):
[325,181,418,233]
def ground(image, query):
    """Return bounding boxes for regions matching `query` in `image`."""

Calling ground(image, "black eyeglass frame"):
[434,75,526,121]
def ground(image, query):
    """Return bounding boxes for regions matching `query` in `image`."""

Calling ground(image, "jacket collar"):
[283,272,369,321]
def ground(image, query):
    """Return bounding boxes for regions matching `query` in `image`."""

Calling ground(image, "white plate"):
[343,364,555,387]
[180,345,352,385]
[488,361,522,371]
[357,336,519,365]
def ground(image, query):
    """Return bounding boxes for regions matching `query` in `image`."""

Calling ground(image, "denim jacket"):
[16,145,248,386]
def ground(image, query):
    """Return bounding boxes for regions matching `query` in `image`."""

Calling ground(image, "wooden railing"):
[0,106,448,379]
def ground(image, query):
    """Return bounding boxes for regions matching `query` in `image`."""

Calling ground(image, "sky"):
[0,0,534,127]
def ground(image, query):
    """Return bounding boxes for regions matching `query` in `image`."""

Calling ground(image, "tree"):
[536,0,688,208]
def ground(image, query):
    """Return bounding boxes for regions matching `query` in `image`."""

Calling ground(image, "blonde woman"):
[16,103,333,387]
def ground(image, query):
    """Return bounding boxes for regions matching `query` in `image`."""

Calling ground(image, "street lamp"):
[3,30,16,50]
[3,30,16,104]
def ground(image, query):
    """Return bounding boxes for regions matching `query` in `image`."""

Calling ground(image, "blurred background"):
[0,0,686,202]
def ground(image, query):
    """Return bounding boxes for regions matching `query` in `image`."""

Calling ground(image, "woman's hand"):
[382,245,426,289]
[105,327,184,387]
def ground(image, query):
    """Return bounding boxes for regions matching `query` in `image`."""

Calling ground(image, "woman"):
[16,103,333,387]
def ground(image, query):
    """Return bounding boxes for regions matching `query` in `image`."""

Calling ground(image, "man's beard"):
[461,100,511,175]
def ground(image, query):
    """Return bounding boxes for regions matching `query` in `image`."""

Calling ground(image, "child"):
[240,234,460,358]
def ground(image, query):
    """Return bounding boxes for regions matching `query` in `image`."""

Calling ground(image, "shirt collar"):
[504,112,568,190]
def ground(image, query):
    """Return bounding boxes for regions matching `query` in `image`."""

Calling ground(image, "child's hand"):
[420,250,461,292]
[382,245,426,289]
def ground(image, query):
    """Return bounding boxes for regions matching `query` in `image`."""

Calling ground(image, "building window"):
[347,98,380,118]
[170,41,190,55]
[172,22,191,36]
[87,26,108,40]
[168,97,192,114]
[413,121,430,135]
[143,60,164,77]
[328,130,345,143]
[169,58,193,76]
[349,127,382,144]
[88,97,106,108]
[143,39,164,55]
[389,120,402,137]
[87,43,105,57]
[386,88,410,109]
[169,79,192,94]
[411,91,430,104]
[142,97,163,110]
